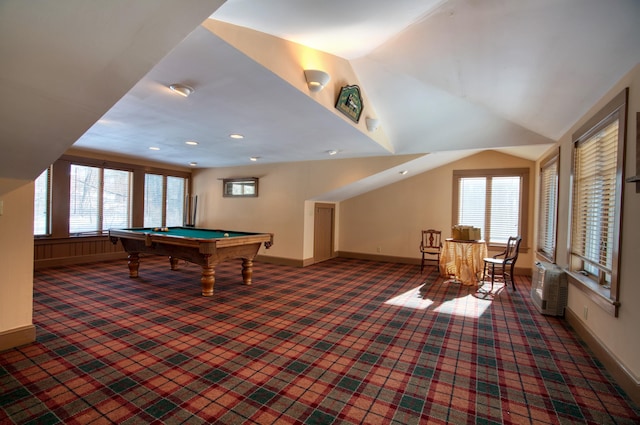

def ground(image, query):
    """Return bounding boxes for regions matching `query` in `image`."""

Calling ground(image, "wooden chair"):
[481,236,522,291]
[420,229,442,273]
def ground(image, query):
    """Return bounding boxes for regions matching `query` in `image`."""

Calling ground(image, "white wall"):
[550,64,640,383]
[192,155,419,262]
[0,180,34,334]
[339,150,536,268]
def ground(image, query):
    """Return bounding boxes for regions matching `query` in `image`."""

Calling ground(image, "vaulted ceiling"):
[2,1,640,193]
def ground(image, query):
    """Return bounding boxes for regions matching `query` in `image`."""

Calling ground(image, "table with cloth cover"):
[439,238,488,285]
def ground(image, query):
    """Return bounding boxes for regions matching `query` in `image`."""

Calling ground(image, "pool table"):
[109,227,273,296]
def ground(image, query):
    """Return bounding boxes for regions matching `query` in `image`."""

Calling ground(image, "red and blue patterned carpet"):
[1,257,638,424]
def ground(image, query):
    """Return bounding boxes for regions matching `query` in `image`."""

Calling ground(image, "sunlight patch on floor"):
[383,286,434,310]
[434,293,492,318]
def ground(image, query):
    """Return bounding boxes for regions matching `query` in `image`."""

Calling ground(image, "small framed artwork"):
[335,85,363,123]
[223,177,259,197]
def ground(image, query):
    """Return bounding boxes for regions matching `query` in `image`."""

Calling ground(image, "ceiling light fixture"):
[169,83,194,97]
[230,134,244,139]
[399,170,408,175]
[250,156,260,162]
[366,117,380,132]
[304,69,330,93]
[189,162,198,167]
[327,150,338,156]
[185,140,198,146]
[149,146,160,151]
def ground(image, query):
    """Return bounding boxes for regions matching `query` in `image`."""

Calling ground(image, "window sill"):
[34,233,110,243]
[566,270,619,317]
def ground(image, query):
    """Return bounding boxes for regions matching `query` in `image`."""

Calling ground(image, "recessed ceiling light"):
[189,162,198,167]
[399,170,408,175]
[327,150,338,155]
[250,156,260,162]
[149,146,160,151]
[185,140,198,146]
[230,134,244,139]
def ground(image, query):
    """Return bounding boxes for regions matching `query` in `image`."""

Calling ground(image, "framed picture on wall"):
[335,85,363,123]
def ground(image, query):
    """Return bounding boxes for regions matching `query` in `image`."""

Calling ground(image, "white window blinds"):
[144,174,164,227]
[70,165,131,233]
[537,157,558,260]
[166,176,186,227]
[34,168,50,236]
[457,174,523,244]
[571,119,619,285]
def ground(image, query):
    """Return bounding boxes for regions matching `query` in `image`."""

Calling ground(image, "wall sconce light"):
[304,69,330,92]
[169,83,194,97]
[366,117,380,132]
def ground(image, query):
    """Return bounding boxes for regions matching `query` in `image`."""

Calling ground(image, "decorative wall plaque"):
[335,85,363,123]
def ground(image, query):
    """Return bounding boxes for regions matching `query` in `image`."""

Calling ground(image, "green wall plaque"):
[335,85,363,123]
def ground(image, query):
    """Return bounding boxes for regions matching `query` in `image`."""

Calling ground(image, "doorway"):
[313,203,335,263]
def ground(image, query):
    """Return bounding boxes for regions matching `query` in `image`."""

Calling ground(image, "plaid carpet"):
[1,256,638,424]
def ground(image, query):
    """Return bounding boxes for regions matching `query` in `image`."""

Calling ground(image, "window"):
[144,173,187,227]
[569,88,627,315]
[223,178,258,197]
[166,176,186,226]
[537,152,559,262]
[453,169,529,246]
[144,174,163,227]
[33,155,191,240]
[69,165,132,234]
[34,167,51,236]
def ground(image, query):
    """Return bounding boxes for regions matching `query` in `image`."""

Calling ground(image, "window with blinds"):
[34,167,51,236]
[537,153,558,261]
[69,164,131,234]
[166,176,186,227]
[144,174,163,227]
[144,174,186,227]
[569,88,626,313]
[453,169,529,245]
[571,120,619,286]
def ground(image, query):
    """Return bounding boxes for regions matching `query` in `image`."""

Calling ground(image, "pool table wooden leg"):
[242,258,253,285]
[169,256,180,270]
[127,253,140,278]
[200,263,215,297]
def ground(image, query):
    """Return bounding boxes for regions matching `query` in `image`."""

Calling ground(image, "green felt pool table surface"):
[120,226,260,239]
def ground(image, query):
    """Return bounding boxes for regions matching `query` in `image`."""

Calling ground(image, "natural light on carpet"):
[384,286,492,318]
[383,286,434,310]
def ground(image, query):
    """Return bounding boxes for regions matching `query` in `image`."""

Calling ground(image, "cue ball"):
[224,233,229,237]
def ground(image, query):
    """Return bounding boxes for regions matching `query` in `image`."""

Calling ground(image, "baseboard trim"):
[0,324,36,352]
[337,251,419,265]
[35,252,128,270]
[565,308,640,405]
[256,255,306,268]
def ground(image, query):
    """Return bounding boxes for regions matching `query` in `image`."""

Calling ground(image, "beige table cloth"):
[439,239,488,285]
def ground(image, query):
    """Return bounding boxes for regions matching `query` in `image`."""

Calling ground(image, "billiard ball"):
[224,233,229,237]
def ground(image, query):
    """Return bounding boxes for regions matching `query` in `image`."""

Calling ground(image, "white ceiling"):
[2,0,640,188]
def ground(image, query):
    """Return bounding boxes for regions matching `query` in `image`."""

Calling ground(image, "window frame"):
[144,173,188,227]
[68,164,133,235]
[34,166,52,236]
[452,168,529,250]
[39,154,191,239]
[567,88,628,317]
[536,150,559,263]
